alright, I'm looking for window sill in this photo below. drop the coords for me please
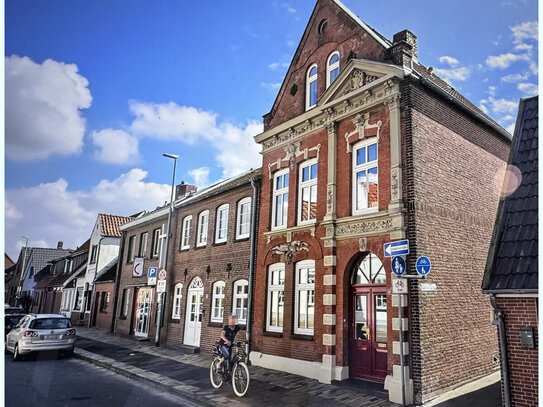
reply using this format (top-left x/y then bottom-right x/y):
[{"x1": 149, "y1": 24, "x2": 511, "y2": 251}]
[
  {"x1": 213, "y1": 241, "x2": 227, "y2": 247},
  {"x1": 195, "y1": 244, "x2": 207, "y2": 250},
  {"x1": 179, "y1": 247, "x2": 190, "y2": 252},
  {"x1": 290, "y1": 333, "x2": 314, "y2": 341},
  {"x1": 263, "y1": 331, "x2": 283, "y2": 338},
  {"x1": 235, "y1": 236, "x2": 250, "y2": 242},
  {"x1": 297, "y1": 219, "x2": 317, "y2": 227},
  {"x1": 352, "y1": 208, "x2": 379, "y2": 217}
]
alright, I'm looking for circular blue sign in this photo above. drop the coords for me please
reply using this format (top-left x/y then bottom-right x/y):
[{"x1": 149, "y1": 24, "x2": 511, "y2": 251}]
[
  {"x1": 416, "y1": 256, "x2": 431, "y2": 275},
  {"x1": 391, "y1": 256, "x2": 406, "y2": 276}
]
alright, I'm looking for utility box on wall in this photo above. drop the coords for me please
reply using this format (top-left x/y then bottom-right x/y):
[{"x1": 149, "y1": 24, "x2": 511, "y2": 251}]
[{"x1": 519, "y1": 327, "x2": 535, "y2": 349}]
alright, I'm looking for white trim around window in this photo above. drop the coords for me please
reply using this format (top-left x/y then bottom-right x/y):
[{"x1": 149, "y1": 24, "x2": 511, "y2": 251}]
[
  {"x1": 236, "y1": 198, "x2": 252, "y2": 240},
  {"x1": 211, "y1": 281, "x2": 225, "y2": 323},
  {"x1": 352, "y1": 139, "x2": 379, "y2": 215},
  {"x1": 233, "y1": 279, "x2": 249, "y2": 324},
  {"x1": 298, "y1": 159, "x2": 318, "y2": 224},
  {"x1": 266, "y1": 263, "x2": 285, "y2": 333},
  {"x1": 197, "y1": 210, "x2": 209, "y2": 247},
  {"x1": 326, "y1": 51, "x2": 340, "y2": 88},
  {"x1": 215, "y1": 204, "x2": 229, "y2": 243},
  {"x1": 181, "y1": 215, "x2": 192, "y2": 250},
  {"x1": 306, "y1": 64, "x2": 318, "y2": 110},
  {"x1": 294, "y1": 260, "x2": 315, "y2": 335},
  {"x1": 171, "y1": 283, "x2": 183, "y2": 319},
  {"x1": 271, "y1": 169, "x2": 289, "y2": 230}
]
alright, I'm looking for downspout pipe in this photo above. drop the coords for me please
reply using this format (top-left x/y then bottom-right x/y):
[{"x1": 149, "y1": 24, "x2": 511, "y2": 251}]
[
  {"x1": 245, "y1": 176, "x2": 260, "y2": 363},
  {"x1": 111, "y1": 231, "x2": 126, "y2": 333},
  {"x1": 490, "y1": 295, "x2": 511, "y2": 407}
]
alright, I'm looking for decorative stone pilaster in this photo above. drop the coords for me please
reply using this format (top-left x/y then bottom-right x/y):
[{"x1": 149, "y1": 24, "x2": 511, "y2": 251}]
[
  {"x1": 324, "y1": 121, "x2": 337, "y2": 221},
  {"x1": 385, "y1": 92, "x2": 404, "y2": 215}
]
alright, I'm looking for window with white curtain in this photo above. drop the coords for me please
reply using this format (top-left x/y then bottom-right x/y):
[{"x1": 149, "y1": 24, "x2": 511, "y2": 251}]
[
  {"x1": 211, "y1": 281, "x2": 225, "y2": 322},
  {"x1": 266, "y1": 263, "x2": 285, "y2": 332},
  {"x1": 352, "y1": 140, "x2": 379, "y2": 214},
  {"x1": 233, "y1": 279, "x2": 249, "y2": 324},
  {"x1": 295, "y1": 260, "x2": 315, "y2": 335}
]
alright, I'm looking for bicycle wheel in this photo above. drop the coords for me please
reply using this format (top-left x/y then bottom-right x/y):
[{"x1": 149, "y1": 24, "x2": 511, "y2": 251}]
[
  {"x1": 209, "y1": 357, "x2": 223, "y2": 389},
  {"x1": 231, "y1": 362, "x2": 250, "y2": 397}
]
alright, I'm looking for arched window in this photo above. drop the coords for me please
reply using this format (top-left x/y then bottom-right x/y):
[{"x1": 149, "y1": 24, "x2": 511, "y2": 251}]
[
  {"x1": 233, "y1": 279, "x2": 249, "y2": 324},
  {"x1": 351, "y1": 253, "x2": 386, "y2": 284},
  {"x1": 326, "y1": 51, "x2": 340, "y2": 88},
  {"x1": 211, "y1": 281, "x2": 225, "y2": 322},
  {"x1": 306, "y1": 64, "x2": 318, "y2": 110},
  {"x1": 171, "y1": 283, "x2": 183, "y2": 319}
]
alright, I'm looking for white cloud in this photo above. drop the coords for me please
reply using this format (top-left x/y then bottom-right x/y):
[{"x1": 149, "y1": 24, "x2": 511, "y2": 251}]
[
  {"x1": 5, "y1": 169, "x2": 171, "y2": 257},
  {"x1": 287, "y1": 7, "x2": 296, "y2": 13},
  {"x1": 500, "y1": 114, "x2": 514, "y2": 122},
  {"x1": 510, "y1": 21, "x2": 538, "y2": 44},
  {"x1": 286, "y1": 40, "x2": 296, "y2": 47},
  {"x1": 479, "y1": 103, "x2": 489, "y2": 114},
  {"x1": 5, "y1": 55, "x2": 92, "y2": 161},
  {"x1": 189, "y1": 167, "x2": 211, "y2": 188},
  {"x1": 480, "y1": 97, "x2": 518, "y2": 117},
  {"x1": 261, "y1": 82, "x2": 282, "y2": 90},
  {"x1": 506, "y1": 122, "x2": 516, "y2": 134},
  {"x1": 515, "y1": 43, "x2": 533, "y2": 51},
  {"x1": 486, "y1": 52, "x2": 530, "y2": 69},
  {"x1": 433, "y1": 66, "x2": 470, "y2": 83},
  {"x1": 268, "y1": 62, "x2": 289, "y2": 71},
  {"x1": 92, "y1": 129, "x2": 140, "y2": 165},
  {"x1": 439, "y1": 56, "x2": 460, "y2": 67},
  {"x1": 487, "y1": 86, "x2": 497, "y2": 96},
  {"x1": 500, "y1": 72, "x2": 530, "y2": 83},
  {"x1": 517, "y1": 82, "x2": 538, "y2": 95}
]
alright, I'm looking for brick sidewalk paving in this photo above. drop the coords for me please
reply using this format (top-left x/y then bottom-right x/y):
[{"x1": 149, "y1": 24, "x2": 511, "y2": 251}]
[{"x1": 74, "y1": 327, "x2": 398, "y2": 407}]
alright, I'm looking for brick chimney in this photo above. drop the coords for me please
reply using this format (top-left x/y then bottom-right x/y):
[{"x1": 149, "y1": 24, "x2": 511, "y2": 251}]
[
  {"x1": 387, "y1": 29, "x2": 418, "y2": 67},
  {"x1": 175, "y1": 182, "x2": 197, "y2": 200},
  {"x1": 57, "y1": 241, "x2": 63, "y2": 249}
]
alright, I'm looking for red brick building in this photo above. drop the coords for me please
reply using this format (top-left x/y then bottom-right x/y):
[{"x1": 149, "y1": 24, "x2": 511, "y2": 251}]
[
  {"x1": 250, "y1": 0, "x2": 511, "y2": 404},
  {"x1": 482, "y1": 96, "x2": 538, "y2": 407}
]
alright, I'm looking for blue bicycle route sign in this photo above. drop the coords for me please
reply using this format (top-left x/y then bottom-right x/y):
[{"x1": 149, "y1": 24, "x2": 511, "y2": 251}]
[
  {"x1": 391, "y1": 256, "x2": 406, "y2": 276},
  {"x1": 416, "y1": 256, "x2": 431, "y2": 275}
]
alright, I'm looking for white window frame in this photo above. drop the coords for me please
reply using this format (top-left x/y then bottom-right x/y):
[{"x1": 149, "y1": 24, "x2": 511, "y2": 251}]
[
  {"x1": 181, "y1": 215, "x2": 192, "y2": 250},
  {"x1": 121, "y1": 288, "x2": 131, "y2": 318},
  {"x1": 139, "y1": 232, "x2": 148, "y2": 257},
  {"x1": 151, "y1": 228, "x2": 161, "y2": 258},
  {"x1": 266, "y1": 263, "x2": 285, "y2": 333},
  {"x1": 352, "y1": 139, "x2": 379, "y2": 215},
  {"x1": 215, "y1": 204, "x2": 229, "y2": 243},
  {"x1": 297, "y1": 159, "x2": 318, "y2": 224},
  {"x1": 236, "y1": 198, "x2": 252, "y2": 240},
  {"x1": 127, "y1": 236, "x2": 136, "y2": 263},
  {"x1": 306, "y1": 64, "x2": 318, "y2": 110},
  {"x1": 271, "y1": 169, "x2": 289, "y2": 230},
  {"x1": 326, "y1": 51, "x2": 340, "y2": 88},
  {"x1": 197, "y1": 210, "x2": 209, "y2": 247},
  {"x1": 211, "y1": 281, "x2": 226, "y2": 323},
  {"x1": 233, "y1": 279, "x2": 249, "y2": 324},
  {"x1": 171, "y1": 283, "x2": 183, "y2": 319},
  {"x1": 294, "y1": 260, "x2": 315, "y2": 335}
]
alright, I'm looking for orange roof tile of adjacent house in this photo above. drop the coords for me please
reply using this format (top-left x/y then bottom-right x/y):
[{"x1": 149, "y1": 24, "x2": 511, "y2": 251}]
[{"x1": 99, "y1": 214, "x2": 134, "y2": 237}]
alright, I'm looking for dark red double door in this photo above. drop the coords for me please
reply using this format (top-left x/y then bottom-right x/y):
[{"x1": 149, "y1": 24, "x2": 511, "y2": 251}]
[{"x1": 349, "y1": 286, "x2": 388, "y2": 381}]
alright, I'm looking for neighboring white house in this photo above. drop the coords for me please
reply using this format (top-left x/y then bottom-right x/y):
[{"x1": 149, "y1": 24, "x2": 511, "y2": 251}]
[{"x1": 70, "y1": 213, "x2": 134, "y2": 325}]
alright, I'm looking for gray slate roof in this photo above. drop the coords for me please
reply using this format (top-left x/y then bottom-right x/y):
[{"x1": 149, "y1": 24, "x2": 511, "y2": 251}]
[
  {"x1": 482, "y1": 96, "x2": 538, "y2": 293},
  {"x1": 24, "y1": 247, "x2": 73, "y2": 279}
]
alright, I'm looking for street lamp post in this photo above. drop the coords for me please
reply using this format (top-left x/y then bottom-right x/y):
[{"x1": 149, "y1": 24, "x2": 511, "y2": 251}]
[
  {"x1": 155, "y1": 153, "x2": 178, "y2": 347},
  {"x1": 17, "y1": 236, "x2": 30, "y2": 304}
]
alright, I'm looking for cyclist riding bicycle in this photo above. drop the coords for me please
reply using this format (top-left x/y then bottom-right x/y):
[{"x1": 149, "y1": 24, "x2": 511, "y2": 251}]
[{"x1": 217, "y1": 314, "x2": 241, "y2": 375}]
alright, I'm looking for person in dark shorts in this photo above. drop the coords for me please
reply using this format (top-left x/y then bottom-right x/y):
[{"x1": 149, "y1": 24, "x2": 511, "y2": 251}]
[{"x1": 217, "y1": 314, "x2": 241, "y2": 374}]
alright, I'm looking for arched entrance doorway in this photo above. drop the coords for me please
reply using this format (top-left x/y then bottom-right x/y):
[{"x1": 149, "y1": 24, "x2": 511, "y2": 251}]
[
  {"x1": 349, "y1": 252, "x2": 388, "y2": 381},
  {"x1": 184, "y1": 277, "x2": 204, "y2": 346}
]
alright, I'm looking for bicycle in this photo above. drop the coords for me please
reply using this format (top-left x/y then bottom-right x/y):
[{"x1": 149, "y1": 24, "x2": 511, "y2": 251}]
[{"x1": 210, "y1": 340, "x2": 250, "y2": 397}]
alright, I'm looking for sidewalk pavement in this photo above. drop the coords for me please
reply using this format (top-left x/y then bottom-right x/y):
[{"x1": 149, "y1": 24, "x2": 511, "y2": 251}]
[{"x1": 74, "y1": 327, "x2": 398, "y2": 407}]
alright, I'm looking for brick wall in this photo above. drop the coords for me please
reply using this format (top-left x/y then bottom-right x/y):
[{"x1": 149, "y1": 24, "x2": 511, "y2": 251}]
[
  {"x1": 496, "y1": 297, "x2": 538, "y2": 407},
  {"x1": 404, "y1": 81, "x2": 510, "y2": 402}
]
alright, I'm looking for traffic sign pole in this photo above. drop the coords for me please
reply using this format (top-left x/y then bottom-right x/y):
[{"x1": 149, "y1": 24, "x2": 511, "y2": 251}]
[{"x1": 398, "y1": 292, "x2": 406, "y2": 407}]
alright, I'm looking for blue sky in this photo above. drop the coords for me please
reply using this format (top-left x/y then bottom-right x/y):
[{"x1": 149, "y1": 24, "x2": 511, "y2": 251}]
[{"x1": 4, "y1": 0, "x2": 538, "y2": 257}]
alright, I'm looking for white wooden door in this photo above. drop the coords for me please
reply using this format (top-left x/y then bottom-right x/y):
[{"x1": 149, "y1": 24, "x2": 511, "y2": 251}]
[
  {"x1": 183, "y1": 277, "x2": 204, "y2": 346},
  {"x1": 134, "y1": 288, "x2": 153, "y2": 337}
]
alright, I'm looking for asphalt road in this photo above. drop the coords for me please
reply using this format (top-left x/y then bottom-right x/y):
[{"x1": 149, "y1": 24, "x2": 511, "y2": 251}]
[{"x1": 5, "y1": 351, "x2": 202, "y2": 407}]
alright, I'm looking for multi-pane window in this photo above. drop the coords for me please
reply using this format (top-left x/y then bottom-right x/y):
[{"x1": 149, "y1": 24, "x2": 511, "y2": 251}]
[
  {"x1": 236, "y1": 198, "x2": 252, "y2": 239},
  {"x1": 120, "y1": 288, "x2": 130, "y2": 318},
  {"x1": 126, "y1": 236, "x2": 136, "y2": 263},
  {"x1": 151, "y1": 228, "x2": 161, "y2": 258},
  {"x1": 233, "y1": 280, "x2": 249, "y2": 324},
  {"x1": 266, "y1": 263, "x2": 285, "y2": 332},
  {"x1": 351, "y1": 253, "x2": 386, "y2": 285},
  {"x1": 99, "y1": 292, "x2": 110, "y2": 313},
  {"x1": 215, "y1": 204, "x2": 229, "y2": 243},
  {"x1": 327, "y1": 51, "x2": 340, "y2": 87},
  {"x1": 298, "y1": 160, "x2": 318, "y2": 223},
  {"x1": 139, "y1": 232, "x2": 148, "y2": 257},
  {"x1": 197, "y1": 211, "x2": 209, "y2": 247},
  {"x1": 181, "y1": 216, "x2": 192, "y2": 250},
  {"x1": 90, "y1": 245, "x2": 98, "y2": 264},
  {"x1": 353, "y1": 141, "x2": 379, "y2": 214},
  {"x1": 306, "y1": 64, "x2": 318, "y2": 110},
  {"x1": 211, "y1": 281, "x2": 225, "y2": 322},
  {"x1": 272, "y1": 170, "x2": 289, "y2": 229},
  {"x1": 295, "y1": 260, "x2": 315, "y2": 335},
  {"x1": 171, "y1": 283, "x2": 183, "y2": 319}
]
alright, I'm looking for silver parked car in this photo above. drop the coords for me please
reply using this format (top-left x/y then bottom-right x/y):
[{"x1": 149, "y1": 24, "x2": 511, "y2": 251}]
[{"x1": 5, "y1": 314, "x2": 76, "y2": 361}]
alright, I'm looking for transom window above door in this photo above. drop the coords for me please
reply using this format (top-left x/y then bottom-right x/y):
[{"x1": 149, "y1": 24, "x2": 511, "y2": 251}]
[{"x1": 351, "y1": 253, "x2": 386, "y2": 284}]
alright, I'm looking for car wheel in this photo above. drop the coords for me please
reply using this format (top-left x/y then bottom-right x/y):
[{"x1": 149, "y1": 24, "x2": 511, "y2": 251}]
[{"x1": 13, "y1": 344, "x2": 22, "y2": 361}]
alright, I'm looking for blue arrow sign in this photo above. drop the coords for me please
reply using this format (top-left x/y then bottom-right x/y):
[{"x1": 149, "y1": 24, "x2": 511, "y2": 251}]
[
  {"x1": 416, "y1": 257, "x2": 431, "y2": 275},
  {"x1": 391, "y1": 256, "x2": 406, "y2": 276},
  {"x1": 148, "y1": 267, "x2": 158, "y2": 278},
  {"x1": 384, "y1": 239, "x2": 409, "y2": 257}
]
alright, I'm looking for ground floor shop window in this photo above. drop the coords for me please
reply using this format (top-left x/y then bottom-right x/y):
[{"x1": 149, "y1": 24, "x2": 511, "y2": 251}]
[{"x1": 99, "y1": 291, "x2": 110, "y2": 313}]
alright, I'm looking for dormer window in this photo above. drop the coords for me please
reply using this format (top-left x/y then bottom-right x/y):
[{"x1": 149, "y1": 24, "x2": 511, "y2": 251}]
[
  {"x1": 327, "y1": 52, "x2": 340, "y2": 88},
  {"x1": 306, "y1": 65, "x2": 318, "y2": 110}
]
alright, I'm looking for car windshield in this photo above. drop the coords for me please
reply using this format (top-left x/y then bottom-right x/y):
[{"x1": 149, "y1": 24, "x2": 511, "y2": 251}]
[{"x1": 29, "y1": 318, "x2": 72, "y2": 330}]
